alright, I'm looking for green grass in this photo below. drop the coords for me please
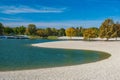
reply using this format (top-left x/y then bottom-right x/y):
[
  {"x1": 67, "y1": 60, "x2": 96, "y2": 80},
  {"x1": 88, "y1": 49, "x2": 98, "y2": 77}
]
[{"x1": 47, "y1": 36, "x2": 58, "y2": 40}]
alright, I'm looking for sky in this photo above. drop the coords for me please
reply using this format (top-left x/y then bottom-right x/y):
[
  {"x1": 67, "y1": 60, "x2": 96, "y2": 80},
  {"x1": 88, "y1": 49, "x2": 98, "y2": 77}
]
[{"x1": 0, "y1": 0, "x2": 120, "y2": 28}]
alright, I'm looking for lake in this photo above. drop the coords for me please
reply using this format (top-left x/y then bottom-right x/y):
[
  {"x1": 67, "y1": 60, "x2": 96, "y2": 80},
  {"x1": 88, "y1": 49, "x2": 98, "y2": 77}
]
[{"x1": 0, "y1": 39, "x2": 110, "y2": 71}]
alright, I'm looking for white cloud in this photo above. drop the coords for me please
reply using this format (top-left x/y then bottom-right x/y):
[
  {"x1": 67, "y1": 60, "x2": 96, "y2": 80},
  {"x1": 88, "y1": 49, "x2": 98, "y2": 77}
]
[
  {"x1": 0, "y1": 5, "x2": 66, "y2": 14},
  {"x1": 0, "y1": 17, "x2": 23, "y2": 21}
]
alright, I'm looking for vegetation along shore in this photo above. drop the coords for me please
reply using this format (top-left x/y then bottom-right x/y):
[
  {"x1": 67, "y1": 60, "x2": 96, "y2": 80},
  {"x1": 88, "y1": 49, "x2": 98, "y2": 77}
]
[{"x1": 0, "y1": 19, "x2": 120, "y2": 40}]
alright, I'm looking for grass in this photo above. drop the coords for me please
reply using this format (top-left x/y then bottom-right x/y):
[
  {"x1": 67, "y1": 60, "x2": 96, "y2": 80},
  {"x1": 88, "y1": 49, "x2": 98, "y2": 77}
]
[{"x1": 47, "y1": 36, "x2": 58, "y2": 40}]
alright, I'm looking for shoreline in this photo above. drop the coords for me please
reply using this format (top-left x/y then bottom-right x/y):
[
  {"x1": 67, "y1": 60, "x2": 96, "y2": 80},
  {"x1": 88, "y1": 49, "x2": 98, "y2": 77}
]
[{"x1": 0, "y1": 41, "x2": 120, "y2": 80}]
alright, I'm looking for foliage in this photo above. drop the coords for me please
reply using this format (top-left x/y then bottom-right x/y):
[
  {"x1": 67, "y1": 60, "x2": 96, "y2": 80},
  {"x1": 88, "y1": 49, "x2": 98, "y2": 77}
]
[
  {"x1": 0, "y1": 23, "x2": 4, "y2": 35},
  {"x1": 45, "y1": 28, "x2": 53, "y2": 36},
  {"x1": 0, "y1": 18, "x2": 120, "y2": 41},
  {"x1": 36, "y1": 29, "x2": 46, "y2": 37},
  {"x1": 76, "y1": 27, "x2": 84, "y2": 36},
  {"x1": 18, "y1": 26, "x2": 26, "y2": 35},
  {"x1": 4, "y1": 26, "x2": 14, "y2": 35},
  {"x1": 58, "y1": 28, "x2": 66, "y2": 36},
  {"x1": 26, "y1": 24, "x2": 36, "y2": 35},
  {"x1": 65, "y1": 27, "x2": 77, "y2": 37},
  {"x1": 116, "y1": 24, "x2": 120, "y2": 37},
  {"x1": 83, "y1": 28, "x2": 98, "y2": 40},
  {"x1": 99, "y1": 19, "x2": 114, "y2": 40},
  {"x1": 51, "y1": 28, "x2": 58, "y2": 36}
]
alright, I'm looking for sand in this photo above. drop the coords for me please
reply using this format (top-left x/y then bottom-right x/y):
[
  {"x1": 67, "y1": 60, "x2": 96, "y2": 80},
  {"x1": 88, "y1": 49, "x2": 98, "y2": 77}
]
[{"x1": 0, "y1": 40, "x2": 120, "y2": 80}]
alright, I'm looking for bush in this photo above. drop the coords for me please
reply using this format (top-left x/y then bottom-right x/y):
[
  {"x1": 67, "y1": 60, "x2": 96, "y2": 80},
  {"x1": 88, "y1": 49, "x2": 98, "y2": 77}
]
[
  {"x1": 29, "y1": 36, "x2": 43, "y2": 39},
  {"x1": 47, "y1": 36, "x2": 58, "y2": 40}
]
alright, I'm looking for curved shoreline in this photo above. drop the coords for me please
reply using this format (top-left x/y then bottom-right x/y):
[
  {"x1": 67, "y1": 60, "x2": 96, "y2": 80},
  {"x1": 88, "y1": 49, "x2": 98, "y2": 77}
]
[{"x1": 0, "y1": 41, "x2": 120, "y2": 80}]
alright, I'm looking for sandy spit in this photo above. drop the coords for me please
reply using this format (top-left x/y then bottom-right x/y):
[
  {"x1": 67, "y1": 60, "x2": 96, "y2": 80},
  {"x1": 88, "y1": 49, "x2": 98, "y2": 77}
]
[{"x1": 0, "y1": 41, "x2": 120, "y2": 80}]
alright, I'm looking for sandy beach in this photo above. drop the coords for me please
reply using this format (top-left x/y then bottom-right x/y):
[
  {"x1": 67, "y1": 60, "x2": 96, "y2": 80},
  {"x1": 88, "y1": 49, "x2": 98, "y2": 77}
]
[{"x1": 0, "y1": 40, "x2": 120, "y2": 80}]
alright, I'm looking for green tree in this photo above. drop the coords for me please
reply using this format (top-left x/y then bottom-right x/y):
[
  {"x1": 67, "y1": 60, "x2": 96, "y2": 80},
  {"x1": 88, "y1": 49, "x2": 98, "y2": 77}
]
[
  {"x1": 4, "y1": 26, "x2": 14, "y2": 35},
  {"x1": 83, "y1": 28, "x2": 98, "y2": 40},
  {"x1": 76, "y1": 26, "x2": 84, "y2": 36},
  {"x1": 18, "y1": 26, "x2": 26, "y2": 35},
  {"x1": 13, "y1": 27, "x2": 19, "y2": 35},
  {"x1": 58, "y1": 28, "x2": 66, "y2": 36},
  {"x1": 65, "y1": 27, "x2": 77, "y2": 37},
  {"x1": 45, "y1": 28, "x2": 53, "y2": 36},
  {"x1": 51, "y1": 28, "x2": 58, "y2": 36},
  {"x1": 26, "y1": 24, "x2": 36, "y2": 35},
  {"x1": 0, "y1": 23, "x2": 4, "y2": 35},
  {"x1": 99, "y1": 19, "x2": 114, "y2": 40}
]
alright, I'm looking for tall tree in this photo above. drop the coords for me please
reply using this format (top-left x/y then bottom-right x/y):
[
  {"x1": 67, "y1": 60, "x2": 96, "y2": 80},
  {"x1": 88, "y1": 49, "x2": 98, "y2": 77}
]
[
  {"x1": 65, "y1": 27, "x2": 77, "y2": 37},
  {"x1": 26, "y1": 24, "x2": 36, "y2": 35},
  {"x1": 99, "y1": 19, "x2": 114, "y2": 40},
  {"x1": 111, "y1": 23, "x2": 120, "y2": 40},
  {"x1": 116, "y1": 24, "x2": 120, "y2": 37},
  {"x1": 0, "y1": 23, "x2": 4, "y2": 35}
]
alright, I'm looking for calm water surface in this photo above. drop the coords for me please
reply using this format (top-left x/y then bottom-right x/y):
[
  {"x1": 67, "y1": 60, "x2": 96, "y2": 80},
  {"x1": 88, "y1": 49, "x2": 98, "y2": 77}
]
[{"x1": 0, "y1": 39, "x2": 110, "y2": 71}]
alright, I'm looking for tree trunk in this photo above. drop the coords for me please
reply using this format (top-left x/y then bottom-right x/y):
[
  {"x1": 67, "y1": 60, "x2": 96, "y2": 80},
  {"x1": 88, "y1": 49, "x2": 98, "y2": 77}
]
[
  {"x1": 106, "y1": 38, "x2": 109, "y2": 41},
  {"x1": 116, "y1": 37, "x2": 117, "y2": 40}
]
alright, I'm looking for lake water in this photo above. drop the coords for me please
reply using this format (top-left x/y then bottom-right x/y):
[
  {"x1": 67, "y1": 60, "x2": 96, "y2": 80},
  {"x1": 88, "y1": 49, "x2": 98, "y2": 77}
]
[{"x1": 0, "y1": 39, "x2": 110, "y2": 71}]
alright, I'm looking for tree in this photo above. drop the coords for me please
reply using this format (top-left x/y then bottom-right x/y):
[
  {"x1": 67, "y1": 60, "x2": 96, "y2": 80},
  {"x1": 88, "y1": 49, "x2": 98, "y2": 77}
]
[
  {"x1": 36, "y1": 29, "x2": 45, "y2": 37},
  {"x1": 58, "y1": 28, "x2": 66, "y2": 36},
  {"x1": 18, "y1": 26, "x2": 26, "y2": 35},
  {"x1": 76, "y1": 26, "x2": 84, "y2": 36},
  {"x1": 83, "y1": 28, "x2": 98, "y2": 40},
  {"x1": 45, "y1": 28, "x2": 53, "y2": 36},
  {"x1": 111, "y1": 23, "x2": 120, "y2": 40},
  {"x1": 0, "y1": 23, "x2": 4, "y2": 35},
  {"x1": 13, "y1": 27, "x2": 19, "y2": 35},
  {"x1": 51, "y1": 28, "x2": 58, "y2": 36},
  {"x1": 116, "y1": 24, "x2": 120, "y2": 37},
  {"x1": 4, "y1": 26, "x2": 14, "y2": 35},
  {"x1": 26, "y1": 24, "x2": 36, "y2": 35},
  {"x1": 99, "y1": 19, "x2": 114, "y2": 40},
  {"x1": 65, "y1": 27, "x2": 77, "y2": 37}
]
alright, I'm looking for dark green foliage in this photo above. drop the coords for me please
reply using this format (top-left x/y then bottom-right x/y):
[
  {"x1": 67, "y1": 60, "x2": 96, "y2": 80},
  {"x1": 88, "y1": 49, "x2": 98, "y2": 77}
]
[
  {"x1": 4, "y1": 27, "x2": 14, "y2": 35},
  {"x1": 13, "y1": 26, "x2": 26, "y2": 35},
  {"x1": 58, "y1": 28, "x2": 66, "y2": 36},
  {"x1": 45, "y1": 28, "x2": 53, "y2": 36},
  {"x1": 0, "y1": 23, "x2": 4, "y2": 35}
]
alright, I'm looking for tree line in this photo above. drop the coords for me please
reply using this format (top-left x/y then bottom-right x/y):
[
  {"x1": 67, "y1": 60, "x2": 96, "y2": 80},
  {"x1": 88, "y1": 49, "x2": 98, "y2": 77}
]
[
  {"x1": 0, "y1": 19, "x2": 120, "y2": 40},
  {"x1": 66, "y1": 19, "x2": 120, "y2": 40},
  {"x1": 0, "y1": 24, "x2": 66, "y2": 37}
]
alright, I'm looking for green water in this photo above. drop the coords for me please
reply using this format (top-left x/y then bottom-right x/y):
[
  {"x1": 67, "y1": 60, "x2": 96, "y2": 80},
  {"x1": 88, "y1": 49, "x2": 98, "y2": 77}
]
[{"x1": 0, "y1": 39, "x2": 110, "y2": 71}]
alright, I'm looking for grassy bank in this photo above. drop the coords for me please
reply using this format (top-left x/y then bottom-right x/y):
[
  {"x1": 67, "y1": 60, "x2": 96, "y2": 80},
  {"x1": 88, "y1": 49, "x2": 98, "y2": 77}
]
[{"x1": 29, "y1": 36, "x2": 58, "y2": 40}]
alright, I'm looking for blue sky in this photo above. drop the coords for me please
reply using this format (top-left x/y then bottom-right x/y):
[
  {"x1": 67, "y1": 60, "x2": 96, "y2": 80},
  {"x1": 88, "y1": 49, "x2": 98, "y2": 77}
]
[{"x1": 0, "y1": 0, "x2": 120, "y2": 28}]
